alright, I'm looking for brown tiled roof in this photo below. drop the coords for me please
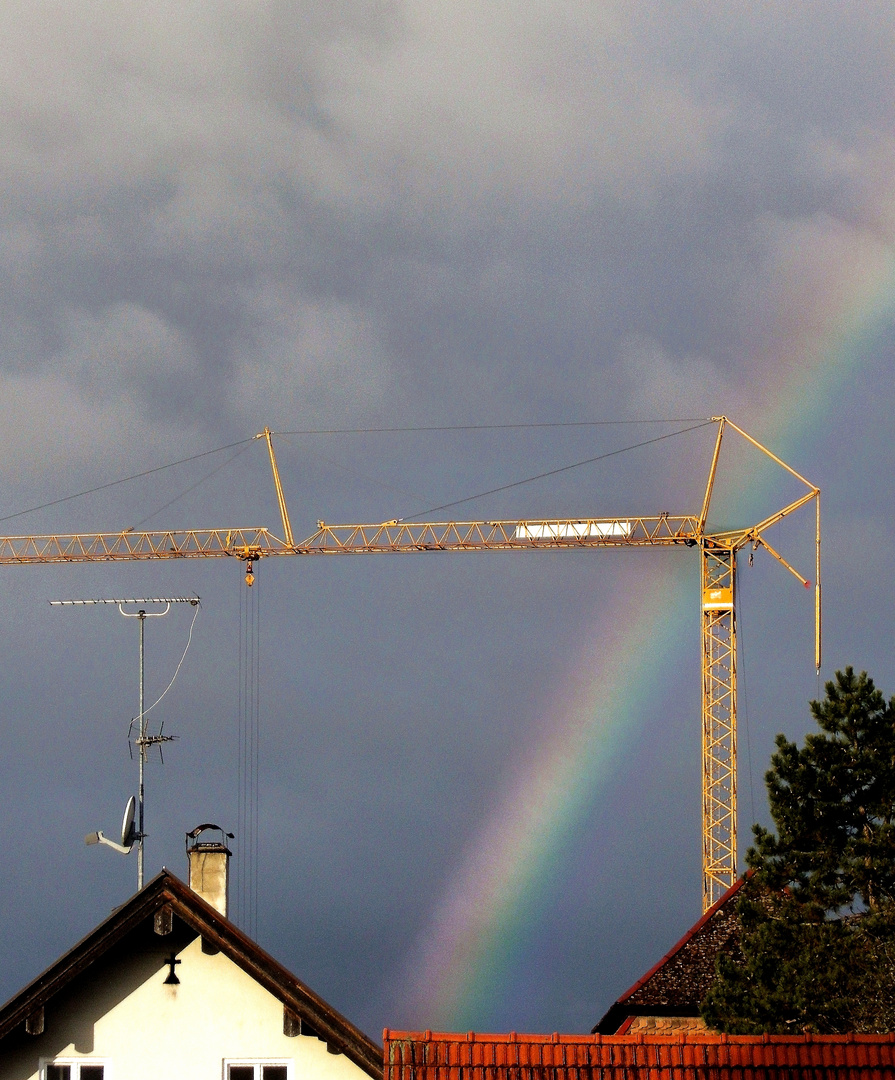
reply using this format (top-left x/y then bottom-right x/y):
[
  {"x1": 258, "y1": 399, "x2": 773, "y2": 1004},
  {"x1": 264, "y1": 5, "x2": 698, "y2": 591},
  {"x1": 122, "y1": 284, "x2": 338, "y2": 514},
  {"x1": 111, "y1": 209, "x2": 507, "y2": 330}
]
[
  {"x1": 384, "y1": 1030, "x2": 895, "y2": 1079},
  {"x1": 594, "y1": 877, "x2": 746, "y2": 1034},
  {"x1": 0, "y1": 869, "x2": 382, "y2": 1078}
]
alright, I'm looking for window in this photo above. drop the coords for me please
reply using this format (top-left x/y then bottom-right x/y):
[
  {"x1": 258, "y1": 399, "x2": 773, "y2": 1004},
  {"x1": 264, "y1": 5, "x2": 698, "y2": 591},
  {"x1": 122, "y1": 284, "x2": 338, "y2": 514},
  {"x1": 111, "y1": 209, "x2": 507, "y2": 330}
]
[
  {"x1": 225, "y1": 1065, "x2": 289, "y2": 1080},
  {"x1": 43, "y1": 1063, "x2": 105, "y2": 1080}
]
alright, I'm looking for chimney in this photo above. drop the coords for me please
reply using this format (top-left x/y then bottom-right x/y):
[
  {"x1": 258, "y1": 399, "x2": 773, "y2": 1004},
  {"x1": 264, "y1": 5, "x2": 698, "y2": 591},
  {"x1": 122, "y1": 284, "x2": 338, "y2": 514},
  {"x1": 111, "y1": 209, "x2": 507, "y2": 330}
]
[{"x1": 186, "y1": 824, "x2": 233, "y2": 917}]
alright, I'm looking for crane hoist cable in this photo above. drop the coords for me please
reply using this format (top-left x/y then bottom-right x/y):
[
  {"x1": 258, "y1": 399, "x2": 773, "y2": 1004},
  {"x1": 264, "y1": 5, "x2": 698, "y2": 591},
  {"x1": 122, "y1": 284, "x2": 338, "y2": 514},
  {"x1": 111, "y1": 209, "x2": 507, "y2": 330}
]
[{"x1": 238, "y1": 569, "x2": 262, "y2": 936}]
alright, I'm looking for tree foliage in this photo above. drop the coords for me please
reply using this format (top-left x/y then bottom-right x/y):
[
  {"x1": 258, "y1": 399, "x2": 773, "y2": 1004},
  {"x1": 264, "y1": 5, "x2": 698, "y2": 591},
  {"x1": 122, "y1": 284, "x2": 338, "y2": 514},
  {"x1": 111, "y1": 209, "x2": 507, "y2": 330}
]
[{"x1": 702, "y1": 668, "x2": 895, "y2": 1033}]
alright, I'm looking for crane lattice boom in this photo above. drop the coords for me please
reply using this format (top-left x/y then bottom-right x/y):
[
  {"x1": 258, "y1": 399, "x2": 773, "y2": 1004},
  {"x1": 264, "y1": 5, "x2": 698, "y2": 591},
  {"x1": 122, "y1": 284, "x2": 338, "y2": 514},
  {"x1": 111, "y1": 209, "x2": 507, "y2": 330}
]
[{"x1": 0, "y1": 528, "x2": 278, "y2": 564}]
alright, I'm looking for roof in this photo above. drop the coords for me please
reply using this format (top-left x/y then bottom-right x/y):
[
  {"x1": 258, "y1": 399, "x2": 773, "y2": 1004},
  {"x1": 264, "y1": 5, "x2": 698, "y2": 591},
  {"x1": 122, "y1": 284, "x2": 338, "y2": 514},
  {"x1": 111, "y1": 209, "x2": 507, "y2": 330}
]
[
  {"x1": 0, "y1": 868, "x2": 382, "y2": 1078},
  {"x1": 383, "y1": 1030, "x2": 895, "y2": 1080},
  {"x1": 594, "y1": 877, "x2": 746, "y2": 1034}
]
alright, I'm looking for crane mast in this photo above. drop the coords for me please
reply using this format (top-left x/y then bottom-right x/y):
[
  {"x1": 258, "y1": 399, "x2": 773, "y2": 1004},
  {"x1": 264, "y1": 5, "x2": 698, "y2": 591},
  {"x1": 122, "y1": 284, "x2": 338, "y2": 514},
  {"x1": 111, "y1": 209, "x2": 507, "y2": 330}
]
[{"x1": 2, "y1": 417, "x2": 819, "y2": 910}]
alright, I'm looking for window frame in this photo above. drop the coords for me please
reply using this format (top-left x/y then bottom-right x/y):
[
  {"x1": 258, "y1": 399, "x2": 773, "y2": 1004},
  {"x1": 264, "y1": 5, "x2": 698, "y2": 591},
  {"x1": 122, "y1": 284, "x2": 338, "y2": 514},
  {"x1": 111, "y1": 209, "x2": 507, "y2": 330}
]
[
  {"x1": 223, "y1": 1062, "x2": 292, "y2": 1080},
  {"x1": 40, "y1": 1060, "x2": 110, "y2": 1080}
]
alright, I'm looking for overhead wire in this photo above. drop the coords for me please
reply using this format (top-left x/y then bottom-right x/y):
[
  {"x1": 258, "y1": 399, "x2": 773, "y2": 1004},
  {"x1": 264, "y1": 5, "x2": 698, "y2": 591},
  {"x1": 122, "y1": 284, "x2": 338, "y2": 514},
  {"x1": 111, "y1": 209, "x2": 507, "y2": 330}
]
[
  {"x1": 127, "y1": 442, "x2": 256, "y2": 530},
  {"x1": 0, "y1": 420, "x2": 715, "y2": 529},
  {"x1": 399, "y1": 420, "x2": 716, "y2": 520},
  {"x1": 0, "y1": 437, "x2": 256, "y2": 526},
  {"x1": 277, "y1": 418, "x2": 712, "y2": 435}
]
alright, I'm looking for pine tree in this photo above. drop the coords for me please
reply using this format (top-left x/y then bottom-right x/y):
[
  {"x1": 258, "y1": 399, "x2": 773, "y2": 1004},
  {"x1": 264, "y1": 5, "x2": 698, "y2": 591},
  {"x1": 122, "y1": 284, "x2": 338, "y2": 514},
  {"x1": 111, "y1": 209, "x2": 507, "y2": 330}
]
[{"x1": 701, "y1": 668, "x2": 895, "y2": 1033}]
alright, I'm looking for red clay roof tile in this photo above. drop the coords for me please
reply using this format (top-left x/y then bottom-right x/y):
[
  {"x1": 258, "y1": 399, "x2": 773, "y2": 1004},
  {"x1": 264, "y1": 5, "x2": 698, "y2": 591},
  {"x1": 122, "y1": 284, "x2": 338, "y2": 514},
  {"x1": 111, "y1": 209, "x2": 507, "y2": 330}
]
[{"x1": 384, "y1": 1030, "x2": 895, "y2": 1079}]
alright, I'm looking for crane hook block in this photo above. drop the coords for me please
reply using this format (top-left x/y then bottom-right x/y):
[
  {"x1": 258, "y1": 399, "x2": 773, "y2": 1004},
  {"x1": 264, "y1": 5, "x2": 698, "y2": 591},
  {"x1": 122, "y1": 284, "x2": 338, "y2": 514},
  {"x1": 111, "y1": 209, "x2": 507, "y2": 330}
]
[{"x1": 245, "y1": 560, "x2": 254, "y2": 587}]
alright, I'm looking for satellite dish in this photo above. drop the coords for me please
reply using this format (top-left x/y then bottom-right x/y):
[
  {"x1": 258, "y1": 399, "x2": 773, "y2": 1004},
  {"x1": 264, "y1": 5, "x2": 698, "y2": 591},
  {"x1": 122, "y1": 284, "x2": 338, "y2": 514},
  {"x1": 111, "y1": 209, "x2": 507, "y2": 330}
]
[
  {"x1": 121, "y1": 796, "x2": 136, "y2": 848},
  {"x1": 85, "y1": 798, "x2": 137, "y2": 856}
]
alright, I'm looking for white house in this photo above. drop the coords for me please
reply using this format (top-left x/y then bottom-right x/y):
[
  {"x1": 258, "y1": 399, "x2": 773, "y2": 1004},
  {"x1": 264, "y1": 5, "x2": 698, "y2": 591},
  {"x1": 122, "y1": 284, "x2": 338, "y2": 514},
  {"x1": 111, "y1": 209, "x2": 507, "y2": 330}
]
[{"x1": 0, "y1": 827, "x2": 382, "y2": 1080}]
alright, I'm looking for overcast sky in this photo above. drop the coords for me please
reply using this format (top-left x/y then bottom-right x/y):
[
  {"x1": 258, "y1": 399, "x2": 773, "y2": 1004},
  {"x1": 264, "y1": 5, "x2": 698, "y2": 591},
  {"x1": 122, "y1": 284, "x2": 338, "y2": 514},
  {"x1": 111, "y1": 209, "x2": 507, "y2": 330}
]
[{"x1": 1, "y1": 0, "x2": 894, "y2": 1041}]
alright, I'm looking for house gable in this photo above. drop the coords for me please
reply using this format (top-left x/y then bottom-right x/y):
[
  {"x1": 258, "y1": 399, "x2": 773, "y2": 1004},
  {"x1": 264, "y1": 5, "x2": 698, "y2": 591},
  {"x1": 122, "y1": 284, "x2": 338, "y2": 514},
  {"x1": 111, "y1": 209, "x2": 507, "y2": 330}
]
[
  {"x1": 0, "y1": 871, "x2": 382, "y2": 1080},
  {"x1": 593, "y1": 877, "x2": 746, "y2": 1035}
]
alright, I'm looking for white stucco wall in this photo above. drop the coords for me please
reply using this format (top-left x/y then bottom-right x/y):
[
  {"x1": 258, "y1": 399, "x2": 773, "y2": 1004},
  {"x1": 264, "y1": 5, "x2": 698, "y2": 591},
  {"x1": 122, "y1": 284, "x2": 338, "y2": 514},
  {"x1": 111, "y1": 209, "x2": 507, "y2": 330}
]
[{"x1": 3, "y1": 934, "x2": 375, "y2": 1080}]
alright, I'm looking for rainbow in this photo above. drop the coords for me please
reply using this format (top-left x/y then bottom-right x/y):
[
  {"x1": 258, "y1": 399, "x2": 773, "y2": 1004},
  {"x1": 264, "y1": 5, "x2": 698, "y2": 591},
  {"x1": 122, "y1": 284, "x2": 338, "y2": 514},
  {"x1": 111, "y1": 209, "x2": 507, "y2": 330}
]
[
  {"x1": 398, "y1": 561, "x2": 692, "y2": 1028},
  {"x1": 396, "y1": 235, "x2": 895, "y2": 1030}
]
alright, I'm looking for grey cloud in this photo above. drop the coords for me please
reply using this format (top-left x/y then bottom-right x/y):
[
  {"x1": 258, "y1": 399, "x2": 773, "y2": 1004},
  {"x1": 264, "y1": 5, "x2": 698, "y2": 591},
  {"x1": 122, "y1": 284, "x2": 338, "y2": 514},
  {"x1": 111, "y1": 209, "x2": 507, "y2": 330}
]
[{"x1": 1, "y1": 1, "x2": 889, "y2": 447}]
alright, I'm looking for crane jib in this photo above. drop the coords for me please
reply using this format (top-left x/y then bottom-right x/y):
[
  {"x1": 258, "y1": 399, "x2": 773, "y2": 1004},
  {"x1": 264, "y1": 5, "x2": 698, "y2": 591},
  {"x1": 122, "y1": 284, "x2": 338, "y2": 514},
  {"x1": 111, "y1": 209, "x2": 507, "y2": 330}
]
[{"x1": 1, "y1": 417, "x2": 821, "y2": 912}]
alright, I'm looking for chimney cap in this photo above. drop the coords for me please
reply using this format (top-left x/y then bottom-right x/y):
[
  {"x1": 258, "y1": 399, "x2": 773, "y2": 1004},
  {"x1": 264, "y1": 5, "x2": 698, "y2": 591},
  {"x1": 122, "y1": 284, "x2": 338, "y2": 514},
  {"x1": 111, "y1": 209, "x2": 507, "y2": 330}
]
[{"x1": 185, "y1": 823, "x2": 234, "y2": 855}]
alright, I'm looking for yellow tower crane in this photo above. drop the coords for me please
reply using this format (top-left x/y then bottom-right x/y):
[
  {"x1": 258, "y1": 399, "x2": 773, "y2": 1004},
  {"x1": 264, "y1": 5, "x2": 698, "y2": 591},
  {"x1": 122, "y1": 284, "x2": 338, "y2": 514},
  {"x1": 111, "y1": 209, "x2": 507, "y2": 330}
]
[{"x1": 0, "y1": 418, "x2": 819, "y2": 910}]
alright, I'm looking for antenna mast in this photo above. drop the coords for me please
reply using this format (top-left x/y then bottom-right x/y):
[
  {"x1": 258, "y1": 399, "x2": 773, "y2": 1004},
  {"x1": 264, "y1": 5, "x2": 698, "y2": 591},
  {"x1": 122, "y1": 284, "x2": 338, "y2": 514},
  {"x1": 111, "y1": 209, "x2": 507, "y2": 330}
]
[{"x1": 52, "y1": 596, "x2": 199, "y2": 889}]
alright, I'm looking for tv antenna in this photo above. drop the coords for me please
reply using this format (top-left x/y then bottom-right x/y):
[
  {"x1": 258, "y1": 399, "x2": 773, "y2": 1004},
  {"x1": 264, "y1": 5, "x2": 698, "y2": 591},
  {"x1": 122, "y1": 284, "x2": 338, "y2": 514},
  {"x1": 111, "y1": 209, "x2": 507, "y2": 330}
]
[{"x1": 51, "y1": 596, "x2": 200, "y2": 888}]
